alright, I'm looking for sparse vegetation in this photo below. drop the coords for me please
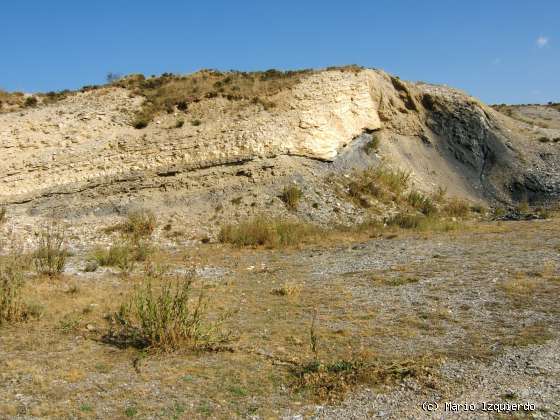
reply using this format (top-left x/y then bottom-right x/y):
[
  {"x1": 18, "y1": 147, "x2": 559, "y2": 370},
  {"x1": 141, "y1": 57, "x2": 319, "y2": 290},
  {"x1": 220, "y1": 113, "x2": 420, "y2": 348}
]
[
  {"x1": 219, "y1": 217, "x2": 318, "y2": 247},
  {"x1": 104, "y1": 268, "x2": 231, "y2": 352},
  {"x1": 280, "y1": 185, "x2": 303, "y2": 210},
  {"x1": 33, "y1": 222, "x2": 68, "y2": 276},
  {"x1": 114, "y1": 69, "x2": 314, "y2": 127}
]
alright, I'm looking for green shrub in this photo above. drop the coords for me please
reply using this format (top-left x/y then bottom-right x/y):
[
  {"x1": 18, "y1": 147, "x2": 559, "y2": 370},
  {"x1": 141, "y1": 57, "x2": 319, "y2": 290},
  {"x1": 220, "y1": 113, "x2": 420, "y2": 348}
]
[
  {"x1": 105, "y1": 268, "x2": 230, "y2": 351},
  {"x1": 219, "y1": 217, "x2": 318, "y2": 248},
  {"x1": 191, "y1": 119, "x2": 201, "y2": 126},
  {"x1": 24, "y1": 96, "x2": 38, "y2": 107},
  {"x1": 174, "y1": 119, "x2": 184, "y2": 128},
  {"x1": 280, "y1": 186, "x2": 303, "y2": 210},
  {"x1": 363, "y1": 135, "x2": 380, "y2": 155},
  {"x1": 33, "y1": 223, "x2": 68, "y2": 276}
]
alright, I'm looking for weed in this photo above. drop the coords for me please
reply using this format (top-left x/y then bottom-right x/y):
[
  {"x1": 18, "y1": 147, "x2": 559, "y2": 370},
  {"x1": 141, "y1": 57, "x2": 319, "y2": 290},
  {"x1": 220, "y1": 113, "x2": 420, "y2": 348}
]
[
  {"x1": 104, "y1": 268, "x2": 231, "y2": 352},
  {"x1": 80, "y1": 404, "x2": 93, "y2": 412},
  {"x1": 33, "y1": 222, "x2": 68, "y2": 276},
  {"x1": 280, "y1": 186, "x2": 303, "y2": 210}
]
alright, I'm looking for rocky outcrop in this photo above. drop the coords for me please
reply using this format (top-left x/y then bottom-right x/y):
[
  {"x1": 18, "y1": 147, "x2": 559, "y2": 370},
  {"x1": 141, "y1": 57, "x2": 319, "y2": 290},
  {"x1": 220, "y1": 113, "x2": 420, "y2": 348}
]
[{"x1": 1, "y1": 68, "x2": 560, "y2": 208}]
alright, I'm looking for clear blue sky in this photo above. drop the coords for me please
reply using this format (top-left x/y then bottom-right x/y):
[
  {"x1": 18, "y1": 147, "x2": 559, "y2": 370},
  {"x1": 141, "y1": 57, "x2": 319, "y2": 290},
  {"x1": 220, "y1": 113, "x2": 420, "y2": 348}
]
[{"x1": 1, "y1": 1, "x2": 558, "y2": 104}]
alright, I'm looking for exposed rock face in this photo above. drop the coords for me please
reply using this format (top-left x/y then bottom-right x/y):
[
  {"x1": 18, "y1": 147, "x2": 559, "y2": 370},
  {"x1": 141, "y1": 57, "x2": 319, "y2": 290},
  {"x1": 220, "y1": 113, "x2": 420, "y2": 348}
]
[{"x1": 1, "y1": 68, "x2": 559, "y2": 211}]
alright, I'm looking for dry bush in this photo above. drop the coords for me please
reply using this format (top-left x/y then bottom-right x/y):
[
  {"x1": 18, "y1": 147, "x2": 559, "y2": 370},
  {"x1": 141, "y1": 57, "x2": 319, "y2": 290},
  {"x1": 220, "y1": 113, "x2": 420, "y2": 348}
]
[
  {"x1": 104, "y1": 268, "x2": 231, "y2": 352},
  {"x1": 33, "y1": 222, "x2": 68, "y2": 276},
  {"x1": 219, "y1": 217, "x2": 318, "y2": 248},
  {"x1": 280, "y1": 186, "x2": 303, "y2": 210}
]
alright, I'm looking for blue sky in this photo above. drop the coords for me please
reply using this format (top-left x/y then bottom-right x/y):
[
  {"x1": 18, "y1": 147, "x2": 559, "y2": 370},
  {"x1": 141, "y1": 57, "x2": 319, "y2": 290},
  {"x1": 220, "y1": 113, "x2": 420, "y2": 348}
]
[{"x1": 1, "y1": 1, "x2": 558, "y2": 104}]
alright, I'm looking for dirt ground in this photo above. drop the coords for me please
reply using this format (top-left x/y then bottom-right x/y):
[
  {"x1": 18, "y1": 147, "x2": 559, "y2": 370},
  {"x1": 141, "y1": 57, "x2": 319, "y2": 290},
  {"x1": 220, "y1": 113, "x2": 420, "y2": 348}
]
[{"x1": 1, "y1": 217, "x2": 559, "y2": 419}]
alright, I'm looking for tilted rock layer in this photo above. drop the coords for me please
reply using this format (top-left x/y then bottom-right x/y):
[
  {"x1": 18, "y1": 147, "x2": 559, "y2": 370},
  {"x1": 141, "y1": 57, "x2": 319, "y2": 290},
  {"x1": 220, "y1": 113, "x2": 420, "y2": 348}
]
[{"x1": 1, "y1": 68, "x2": 559, "y2": 207}]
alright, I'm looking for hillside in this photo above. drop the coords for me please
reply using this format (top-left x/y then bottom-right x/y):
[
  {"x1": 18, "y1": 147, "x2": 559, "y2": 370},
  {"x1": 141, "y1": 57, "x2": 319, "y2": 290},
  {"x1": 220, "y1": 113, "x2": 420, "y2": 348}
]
[{"x1": 1, "y1": 68, "x2": 560, "y2": 232}]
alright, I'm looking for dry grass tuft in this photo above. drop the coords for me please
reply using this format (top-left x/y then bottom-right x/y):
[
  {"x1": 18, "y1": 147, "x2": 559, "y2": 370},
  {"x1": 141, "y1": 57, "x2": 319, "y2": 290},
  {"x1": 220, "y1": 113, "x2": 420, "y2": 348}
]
[
  {"x1": 0, "y1": 254, "x2": 27, "y2": 325},
  {"x1": 280, "y1": 186, "x2": 303, "y2": 210},
  {"x1": 219, "y1": 217, "x2": 319, "y2": 248},
  {"x1": 33, "y1": 222, "x2": 68, "y2": 276},
  {"x1": 0, "y1": 207, "x2": 6, "y2": 225},
  {"x1": 105, "y1": 209, "x2": 157, "y2": 240}
]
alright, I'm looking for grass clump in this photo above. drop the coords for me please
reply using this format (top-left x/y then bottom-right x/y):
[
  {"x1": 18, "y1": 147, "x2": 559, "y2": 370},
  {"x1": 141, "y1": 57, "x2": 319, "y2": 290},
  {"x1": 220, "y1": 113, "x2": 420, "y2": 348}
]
[
  {"x1": 406, "y1": 191, "x2": 437, "y2": 216},
  {"x1": 0, "y1": 255, "x2": 27, "y2": 325},
  {"x1": 280, "y1": 185, "x2": 303, "y2": 210},
  {"x1": 271, "y1": 281, "x2": 302, "y2": 298},
  {"x1": 104, "y1": 268, "x2": 231, "y2": 352},
  {"x1": 92, "y1": 240, "x2": 152, "y2": 274},
  {"x1": 347, "y1": 166, "x2": 410, "y2": 206},
  {"x1": 219, "y1": 217, "x2": 318, "y2": 248},
  {"x1": 33, "y1": 222, "x2": 68, "y2": 276},
  {"x1": 0, "y1": 207, "x2": 6, "y2": 225},
  {"x1": 442, "y1": 198, "x2": 470, "y2": 218},
  {"x1": 106, "y1": 209, "x2": 156, "y2": 240}
]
